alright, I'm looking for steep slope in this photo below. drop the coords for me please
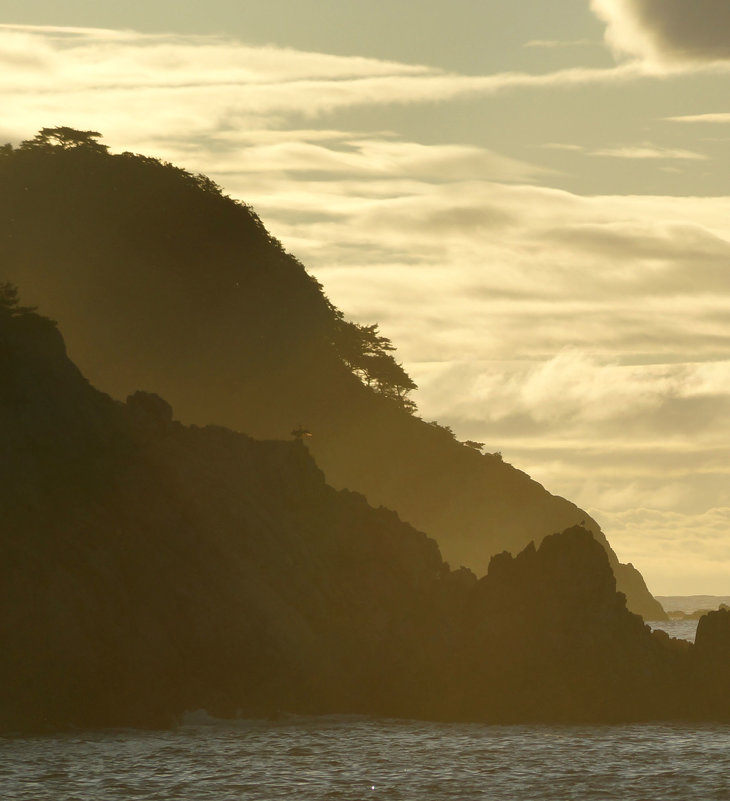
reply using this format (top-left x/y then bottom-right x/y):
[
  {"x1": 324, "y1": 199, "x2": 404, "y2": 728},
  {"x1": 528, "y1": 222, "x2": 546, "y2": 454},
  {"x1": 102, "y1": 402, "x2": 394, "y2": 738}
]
[
  {"x1": 4, "y1": 304, "x2": 724, "y2": 732},
  {"x1": 0, "y1": 306, "x2": 449, "y2": 728},
  {"x1": 0, "y1": 133, "x2": 664, "y2": 619}
]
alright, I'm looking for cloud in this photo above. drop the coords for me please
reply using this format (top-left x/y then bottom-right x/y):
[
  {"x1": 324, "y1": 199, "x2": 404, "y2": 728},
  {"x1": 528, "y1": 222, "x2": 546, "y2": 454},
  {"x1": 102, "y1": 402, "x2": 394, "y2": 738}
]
[
  {"x1": 0, "y1": 30, "x2": 52, "y2": 69},
  {"x1": 539, "y1": 143, "x2": 585, "y2": 151},
  {"x1": 542, "y1": 220, "x2": 730, "y2": 279},
  {"x1": 590, "y1": 144, "x2": 709, "y2": 160},
  {"x1": 0, "y1": 23, "x2": 433, "y2": 84},
  {"x1": 176, "y1": 135, "x2": 551, "y2": 183},
  {"x1": 591, "y1": 0, "x2": 730, "y2": 66},
  {"x1": 412, "y1": 351, "x2": 730, "y2": 433},
  {"x1": 523, "y1": 39, "x2": 596, "y2": 49},
  {"x1": 540, "y1": 140, "x2": 713, "y2": 162},
  {"x1": 0, "y1": 21, "x2": 691, "y2": 152},
  {"x1": 241, "y1": 176, "x2": 730, "y2": 394},
  {"x1": 0, "y1": 25, "x2": 458, "y2": 147},
  {"x1": 666, "y1": 112, "x2": 730, "y2": 124}
]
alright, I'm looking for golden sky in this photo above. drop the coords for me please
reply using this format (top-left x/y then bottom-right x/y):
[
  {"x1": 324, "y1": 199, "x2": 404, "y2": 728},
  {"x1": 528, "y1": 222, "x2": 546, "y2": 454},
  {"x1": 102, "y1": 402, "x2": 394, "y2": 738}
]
[{"x1": 1, "y1": 0, "x2": 729, "y2": 593}]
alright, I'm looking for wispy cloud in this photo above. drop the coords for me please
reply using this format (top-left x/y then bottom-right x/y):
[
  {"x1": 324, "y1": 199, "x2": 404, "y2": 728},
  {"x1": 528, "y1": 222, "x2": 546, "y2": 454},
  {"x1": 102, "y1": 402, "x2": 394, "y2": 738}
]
[
  {"x1": 169, "y1": 135, "x2": 552, "y2": 183},
  {"x1": 666, "y1": 112, "x2": 730, "y2": 124},
  {"x1": 539, "y1": 143, "x2": 585, "y2": 151},
  {"x1": 523, "y1": 39, "x2": 597, "y2": 49},
  {"x1": 590, "y1": 144, "x2": 709, "y2": 160},
  {"x1": 0, "y1": 22, "x2": 711, "y2": 153}
]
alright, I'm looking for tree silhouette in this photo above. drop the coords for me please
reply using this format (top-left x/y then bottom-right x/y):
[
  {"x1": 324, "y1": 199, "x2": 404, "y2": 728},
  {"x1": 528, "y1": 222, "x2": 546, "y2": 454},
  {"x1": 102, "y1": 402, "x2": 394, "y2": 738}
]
[
  {"x1": 335, "y1": 320, "x2": 395, "y2": 375},
  {"x1": 19, "y1": 127, "x2": 108, "y2": 154},
  {"x1": 333, "y1": 319, "x2": 417, "y2": 412},
  {"x1": 0, "y1": 282, "x2": 36, "y2": 318}
]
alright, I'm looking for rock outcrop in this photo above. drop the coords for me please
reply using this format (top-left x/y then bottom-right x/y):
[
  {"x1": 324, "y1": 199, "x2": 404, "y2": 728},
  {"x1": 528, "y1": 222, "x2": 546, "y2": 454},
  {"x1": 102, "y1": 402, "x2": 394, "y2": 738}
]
[{"x1": 691, "y1": 608, "x2": 730, "y2": 719}]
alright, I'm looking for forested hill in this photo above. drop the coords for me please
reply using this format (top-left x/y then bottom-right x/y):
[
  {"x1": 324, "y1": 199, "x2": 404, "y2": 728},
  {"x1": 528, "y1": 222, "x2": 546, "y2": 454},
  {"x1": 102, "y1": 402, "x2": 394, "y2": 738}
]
[{"x1": 0, "y1": 128, "x2": 664, "y2": 620}]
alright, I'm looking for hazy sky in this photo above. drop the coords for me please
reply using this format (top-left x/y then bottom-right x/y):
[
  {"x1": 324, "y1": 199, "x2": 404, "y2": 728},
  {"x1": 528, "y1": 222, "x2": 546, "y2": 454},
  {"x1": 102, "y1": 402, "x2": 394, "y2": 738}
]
[{"x1": 2, "y1": 0, "x2": 729, "y2": 593}]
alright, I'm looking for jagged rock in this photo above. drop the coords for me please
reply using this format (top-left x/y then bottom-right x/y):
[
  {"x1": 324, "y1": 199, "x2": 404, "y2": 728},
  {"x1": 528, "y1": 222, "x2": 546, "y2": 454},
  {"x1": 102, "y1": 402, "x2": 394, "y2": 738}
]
[
  {"x1": 445, "y1": 527, "x2": 679, "y2": 722},
  {"x1": 691, "y1": 608, "x2": 730, "y2": 718},
  {"x1": 695, "y1": 607, "x2": 730, "y2": 658}
]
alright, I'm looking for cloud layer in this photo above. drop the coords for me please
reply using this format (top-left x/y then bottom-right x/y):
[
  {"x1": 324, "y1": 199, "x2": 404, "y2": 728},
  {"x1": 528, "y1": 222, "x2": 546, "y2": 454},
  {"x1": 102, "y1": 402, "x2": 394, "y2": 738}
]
[{"x1": 0, "y1": 20, "x2": 682, "y2": 153}]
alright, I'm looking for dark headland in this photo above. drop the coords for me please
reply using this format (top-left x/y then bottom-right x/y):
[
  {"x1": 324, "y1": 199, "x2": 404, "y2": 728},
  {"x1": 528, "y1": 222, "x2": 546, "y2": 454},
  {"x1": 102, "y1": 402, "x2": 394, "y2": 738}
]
[
  {"x1": 0, "y1": 129, "x2": 664, "y2": 620},
  {"x1": 3, "y1": 130, "x2": 728, "y2": 732}
]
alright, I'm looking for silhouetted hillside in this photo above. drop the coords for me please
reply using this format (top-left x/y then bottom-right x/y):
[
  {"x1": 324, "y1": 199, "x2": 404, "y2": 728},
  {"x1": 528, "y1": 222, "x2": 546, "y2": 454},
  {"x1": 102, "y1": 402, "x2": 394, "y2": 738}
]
[
  {"x1": 4, "y1": 303, "x2": 727, "y2": 732},
  {"x1": 0, "y1": 129, "x2": 664, "y2": 620},
  {"x1": 0, "y1": 301, "x2": 446, "y2": 729}
]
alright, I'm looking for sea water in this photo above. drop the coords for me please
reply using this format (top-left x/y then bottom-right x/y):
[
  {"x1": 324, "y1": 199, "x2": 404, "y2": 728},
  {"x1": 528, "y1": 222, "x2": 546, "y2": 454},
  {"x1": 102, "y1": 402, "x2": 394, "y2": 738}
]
[
  {"x1": 647, "y1": 618, "x2": 700, "y2": 642},
  {"x1": 4, "y1": 622, "x2": 727, "y2": 801},
  {"x1": 3, "y1": 715, "x2": 730, "y2": 800}
]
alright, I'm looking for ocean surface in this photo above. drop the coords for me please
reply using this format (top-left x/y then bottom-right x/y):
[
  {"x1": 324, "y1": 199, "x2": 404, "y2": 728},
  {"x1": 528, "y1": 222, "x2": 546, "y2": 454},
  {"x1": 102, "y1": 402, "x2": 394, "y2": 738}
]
[
  {"x1": 647, "y1": 618, "x2": 699, "y2": 642},
  {"x1": 3, "y1": 714, "x2": 730, "y2": 801},
  {"x1": 4, "y1": 622, "x2": 727, "y2": 801}
]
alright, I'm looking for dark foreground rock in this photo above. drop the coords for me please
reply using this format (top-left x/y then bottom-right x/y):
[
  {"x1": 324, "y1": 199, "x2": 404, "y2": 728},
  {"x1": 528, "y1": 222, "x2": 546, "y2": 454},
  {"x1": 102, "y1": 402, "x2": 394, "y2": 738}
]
[
  {"x1": 0, "y1": 310, "x2": 724, "y2": 733},
  {"x1": 691, "y1": 608, "x2": 730, "y2": 719}
]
